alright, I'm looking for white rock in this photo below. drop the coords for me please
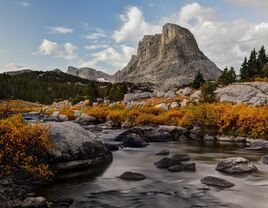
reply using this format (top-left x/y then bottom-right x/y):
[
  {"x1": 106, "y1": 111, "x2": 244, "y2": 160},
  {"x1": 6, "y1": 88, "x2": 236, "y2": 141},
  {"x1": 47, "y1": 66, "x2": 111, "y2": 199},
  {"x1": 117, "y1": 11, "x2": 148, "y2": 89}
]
[
  {"x1": 170, "y1": 102, "x2": 179, "y2": 109},
  {"x1": 155, "y1": 103, "x2": 169, "y2": 111},
  {"x1": 180, "y1": 99, "x2": 189, "y2": 107},
  {"x1": 181, "y1": 87, "x2": 192, "y2": 96}
]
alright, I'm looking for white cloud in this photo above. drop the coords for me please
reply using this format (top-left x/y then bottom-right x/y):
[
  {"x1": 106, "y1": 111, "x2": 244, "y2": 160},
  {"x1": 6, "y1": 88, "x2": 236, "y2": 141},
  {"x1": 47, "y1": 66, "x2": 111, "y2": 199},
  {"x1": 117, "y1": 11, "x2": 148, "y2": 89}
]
[
  {"x1": 47, "y1": 26, "x2": 73, "y2": 34},
  {"x1": 0, "y1": 49, "x2": 5, "y2": 54},
  {"x1": 112, "y1": 6, "x2": 160, "y2": 43},
  {"x1": 79, "y1": 45, "x2": 136, "y2": 72},
  {"x1": 228, "y1": 0, "x2": 268, "y2": 8},
  {"x1": 84, "y1": 32, "x2": 106, "y2": 40},
  {"x1": 84, "y1": 44, "x2": 110, "y2": 50},
  {"x1": 5, "y1": 63, "x2": 24, "y2": 70},
  {"x1": 36, "y1": 39, "x2": 77, "y2": 60},
  {"x1": 37, "y1": 39, "x2": 58, "y2": 55},
  {"x1": 17, "y1": 1, "x2": 31, "y2": 7}
]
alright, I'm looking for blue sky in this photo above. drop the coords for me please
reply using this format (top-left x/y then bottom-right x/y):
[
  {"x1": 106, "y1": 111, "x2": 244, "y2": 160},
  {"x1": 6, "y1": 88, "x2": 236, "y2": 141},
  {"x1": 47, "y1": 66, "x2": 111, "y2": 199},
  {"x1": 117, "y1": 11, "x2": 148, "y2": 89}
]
[{"x1": 0, "y1": 0, "x2": 268, "y2": 74}]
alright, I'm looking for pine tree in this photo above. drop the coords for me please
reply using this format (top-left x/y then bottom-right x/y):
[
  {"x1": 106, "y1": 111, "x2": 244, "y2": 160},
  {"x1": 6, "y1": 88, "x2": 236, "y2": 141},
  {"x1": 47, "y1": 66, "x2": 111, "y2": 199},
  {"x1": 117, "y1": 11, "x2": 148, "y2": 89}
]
[
  {"x1": 240, "y1": 57, "x2": 249, "y2": 80},
  {"x1": 218, "y1": 66, "x2": 236, "y2": 85},
  {"x1": 248, "y1": 49, "x2": 257, "y2": 77},
  {"x1": 192, "y1": 70, "x2": 205, "y2": 89},
  {"x1": 257, "y1": 46, "x2": 268, "y2": 77}
]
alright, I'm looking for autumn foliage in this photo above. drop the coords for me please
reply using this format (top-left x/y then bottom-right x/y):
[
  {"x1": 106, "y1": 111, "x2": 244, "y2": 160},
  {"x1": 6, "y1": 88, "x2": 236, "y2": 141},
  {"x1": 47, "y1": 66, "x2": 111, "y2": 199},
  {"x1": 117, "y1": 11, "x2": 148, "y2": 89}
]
[
  {"x1": 0, "y1": 115, "x2": 53, "y2": 178},
  {"x1": 82, "y1": 103, "x2": 268, "y2": 139}
]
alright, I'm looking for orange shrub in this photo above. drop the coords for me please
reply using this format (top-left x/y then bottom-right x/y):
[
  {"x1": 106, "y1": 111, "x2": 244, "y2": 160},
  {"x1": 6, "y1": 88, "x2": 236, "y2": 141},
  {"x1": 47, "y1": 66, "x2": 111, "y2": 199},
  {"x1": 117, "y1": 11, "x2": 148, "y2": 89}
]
[
  {"x1": 59, "y1": 108, "x2": 76, "y2": 120},
  {"x1": 0, "y1": 115, "x2": 53, "y2": 178}
]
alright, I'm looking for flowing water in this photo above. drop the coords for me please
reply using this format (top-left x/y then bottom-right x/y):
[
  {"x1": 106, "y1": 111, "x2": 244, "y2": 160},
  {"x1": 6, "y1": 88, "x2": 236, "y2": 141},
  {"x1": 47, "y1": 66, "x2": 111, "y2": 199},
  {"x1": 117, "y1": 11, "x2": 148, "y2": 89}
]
[{"x1": 40, "y1": 129, "x2": 268, "y2": 208}]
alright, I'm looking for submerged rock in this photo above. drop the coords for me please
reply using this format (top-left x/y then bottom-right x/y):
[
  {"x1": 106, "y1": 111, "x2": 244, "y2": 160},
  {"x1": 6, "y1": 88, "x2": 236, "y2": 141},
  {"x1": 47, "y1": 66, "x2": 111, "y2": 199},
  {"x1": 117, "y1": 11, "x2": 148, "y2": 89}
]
[
  {"x1": 201, "y1": 176, "x2": 235, "y2": 189},
  {"x1": 119, "y1": 171, "x2": 146, "y2": 181},
  {"x1": 47, "y1": 122, "x2": 112, "y2": 171},
  {"x1": 155, "y1": 149, "x2": 170, "y2": 156},
  {"x1": 261, "y1": 155, "x2": 268, "y2": 164},
  {"x1": 216, "y1": 157, "x2": 257, "y2": 174},
  {"x1": 154, "y1": 158, "x2": 172, "y2": 169}
]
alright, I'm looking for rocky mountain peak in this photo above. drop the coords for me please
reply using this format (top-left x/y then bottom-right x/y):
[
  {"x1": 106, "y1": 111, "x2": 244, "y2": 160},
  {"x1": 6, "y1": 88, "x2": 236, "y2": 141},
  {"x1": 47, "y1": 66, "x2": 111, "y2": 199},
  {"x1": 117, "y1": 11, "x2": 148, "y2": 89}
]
[{"x1": 115, "y1": 23, "x2": 222, "y2": 89}]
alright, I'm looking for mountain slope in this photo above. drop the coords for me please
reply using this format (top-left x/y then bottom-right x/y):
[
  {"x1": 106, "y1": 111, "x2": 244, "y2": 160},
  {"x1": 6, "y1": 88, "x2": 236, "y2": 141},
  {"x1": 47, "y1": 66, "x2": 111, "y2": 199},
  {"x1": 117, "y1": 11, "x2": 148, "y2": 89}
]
[{"x1": 67, "y1": 66, "x2": 112, "y2": 82}]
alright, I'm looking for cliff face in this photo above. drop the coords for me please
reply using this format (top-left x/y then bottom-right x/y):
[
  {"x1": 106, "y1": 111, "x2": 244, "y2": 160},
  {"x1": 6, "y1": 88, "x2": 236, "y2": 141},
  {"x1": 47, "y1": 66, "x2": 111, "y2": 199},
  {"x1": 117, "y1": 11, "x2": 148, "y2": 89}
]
[
  {"x1": 67, "y1": 66, "x2": 112, "y2": 82},
  {"x1": 114, "y1": 23, "x2": 222, "y2": 88}
]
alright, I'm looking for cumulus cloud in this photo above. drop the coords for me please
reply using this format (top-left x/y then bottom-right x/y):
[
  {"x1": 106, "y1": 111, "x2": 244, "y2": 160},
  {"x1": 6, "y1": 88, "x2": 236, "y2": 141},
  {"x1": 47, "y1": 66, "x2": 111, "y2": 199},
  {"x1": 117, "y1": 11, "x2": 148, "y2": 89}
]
[
  {"x1": 112, "y1": 6, "x2": 160, "y2": 43},
  {"x1": 36, "y1": 39, "x2": 77, "y2": 60},
  {"x1": 47, "y1": 26, "x2": 73, "y2": 34},
  {"x1": 5, "y1": 63, "x2": 24, "y2": 70},
  {"x1": 79, "y1": 45, "x2": 136, "y2": 72}
]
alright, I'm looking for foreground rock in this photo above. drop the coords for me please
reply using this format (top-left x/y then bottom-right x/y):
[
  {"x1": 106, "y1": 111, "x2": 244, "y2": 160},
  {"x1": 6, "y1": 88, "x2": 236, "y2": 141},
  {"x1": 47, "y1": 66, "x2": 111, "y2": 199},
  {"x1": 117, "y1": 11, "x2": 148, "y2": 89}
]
[
  {"x1": 216, "y1": 157, "x2": 257, "y2": 174},
  {"x1": 74, "y1": 114, "x2": 97, "y2": 125},
  {"x1": 119, "y1": 172, "x2": 146, "y2": 181},
  {"x1": 47, "y1": 122, "x2": 112, "y2": 171},
  {"x1": 201, "y1": 176, "x2": 235, "y2": 189},
  {"x1": 216, "y1": 82, "x2": 268, "y2": 106}
]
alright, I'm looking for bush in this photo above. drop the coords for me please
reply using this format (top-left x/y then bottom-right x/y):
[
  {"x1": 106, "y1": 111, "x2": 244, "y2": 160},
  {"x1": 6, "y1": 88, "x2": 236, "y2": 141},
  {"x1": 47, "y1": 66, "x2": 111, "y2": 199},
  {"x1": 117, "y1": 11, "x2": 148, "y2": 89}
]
[
  {"x1": 200, "y1": 82, "x2": 217, "y2": 103},
  {"x1": 191, "y1": 70, "x2": 205, "y2": 89},
  {"x1": 0, "y1": 115, "x2": 53, "y2": 178}
]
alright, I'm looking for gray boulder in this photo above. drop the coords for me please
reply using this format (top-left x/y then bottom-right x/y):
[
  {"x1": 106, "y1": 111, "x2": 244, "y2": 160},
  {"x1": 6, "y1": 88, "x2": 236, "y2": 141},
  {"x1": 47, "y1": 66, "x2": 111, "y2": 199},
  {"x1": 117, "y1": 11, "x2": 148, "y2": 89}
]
[
  {"x1": 216, "y1": 157, "x2": 257, "y2": 174},
  {"x1": 216, "y1": 82, "x2": 268, "y2": 106},
  {"x1": 154, "y1": 158, "x2": 171, "y2": 169},
  {"x1": 122, "y1": 133, "x2": 148, "y2": 148},
  {"x1": 201, "y1": 176, "x2": 235, "y2": 189},
  {"x1": 181, "y1": 87, "x2": 192, "y2": 96},
  {"x1": 47, "y1": 122, "x2": 112, "y2": 171},
  {"x1": 119, "y1": 171, "x2": 146, "y2": 181},
  {"x1": 75, "y1": 114, "x2": 97, "y2": 125},
  {"x1": 189, "y1": 126, "x2": 204, "y2": 141}
]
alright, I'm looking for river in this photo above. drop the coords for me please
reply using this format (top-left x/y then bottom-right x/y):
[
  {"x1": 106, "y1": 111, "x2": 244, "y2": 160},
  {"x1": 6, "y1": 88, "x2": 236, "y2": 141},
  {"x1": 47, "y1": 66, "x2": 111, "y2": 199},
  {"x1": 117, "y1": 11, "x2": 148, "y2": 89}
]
[{"x1": 39, "y1": 129, "x2": 268, "y2": 208}]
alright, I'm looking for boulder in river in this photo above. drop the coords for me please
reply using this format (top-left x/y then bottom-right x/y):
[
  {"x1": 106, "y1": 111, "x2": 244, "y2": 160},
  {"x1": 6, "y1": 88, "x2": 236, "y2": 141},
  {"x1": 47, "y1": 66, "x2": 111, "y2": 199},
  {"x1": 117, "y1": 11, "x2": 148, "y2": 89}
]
[
  {"x1": 189, "y1": 126, "x2": 204, "y2": 141},
  {"x1": 169, "y1": 154, "x2": 192, "y2": 166},
  {"x1": 216, "y1": 157, "x2": 257, "y2": 174},
  {"x1": 154, "y1": 158, "x2": 172, "y2": 169},
  {"x1": 155, "y1": 149, "x2": 170, "y2": 156},
  {"x1": 261, "y1": 155, "x2": 268, "y2": 164},
  {"x1": 47, "y1": 122, "x2": 112, "y2": 171},
  {"x1": 119, "y1": 171, "x2": 146, "y2": 181},
  {"x1": 201, "y1": 176, "x2": 235, "y2": 189},
  {"x1": 168, "y1": 165, "x2": 184, "y2": 172},
  {"x1": 122, "y1": 133, "x2": 148, "y2": 148}
]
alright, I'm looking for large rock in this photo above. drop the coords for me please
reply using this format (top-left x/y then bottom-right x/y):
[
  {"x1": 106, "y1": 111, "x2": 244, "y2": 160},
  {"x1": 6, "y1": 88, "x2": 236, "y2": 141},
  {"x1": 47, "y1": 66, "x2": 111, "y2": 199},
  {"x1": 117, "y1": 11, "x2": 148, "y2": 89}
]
[
  {"x1": 216, "y1": 82, "x2": 268, "y2": 106},
  {"x1": 155, "y1": 103, "x2": 169, "y2": 111},
  {"x1": 201, "y1": 176, "x2": 235, "y2": 189},
  {"x1": 116, "y1": 126, "x2": 188, "y2": 143},
  {"x1": 123, "y1": 92, "x2": 154, "y2": 102},
  {"x1": 122, "y1": 133, "x2": 148, "y2": 148},
  {"x1": 216, "y1": 157, "x2": 257, "y2": 174},
  {"x1": 114, "y1": 23, "x2": 221, "y2": 89},
  {"x1": 75, "y1": 114, "x2": 97, "y2": 125},
  {"x1": 47, "y1": 122, "x2": 112, "y2": 171}
]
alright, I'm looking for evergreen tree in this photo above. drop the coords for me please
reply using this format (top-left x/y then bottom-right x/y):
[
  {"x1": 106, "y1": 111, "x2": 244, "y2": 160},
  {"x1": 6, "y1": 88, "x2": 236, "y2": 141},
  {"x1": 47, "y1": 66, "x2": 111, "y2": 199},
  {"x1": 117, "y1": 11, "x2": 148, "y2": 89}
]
[
  {"x1": 218, "y1": 66, "x2": 236, "y2": 85},
  {"x1": 240, "y1": 57, "x2": 249, "y2": 80},
  {"x1": 248, "y1": 49, "x2": 257, "y2": 77},
  {"x1": 257, "y1": 46, "x2": 268, "y2": 77},
  {"x1": 191, "y1": 70, "x2": 205, "y2": 89}
]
